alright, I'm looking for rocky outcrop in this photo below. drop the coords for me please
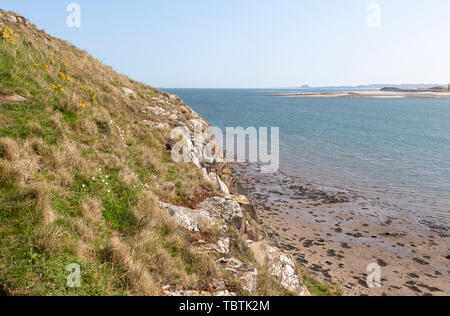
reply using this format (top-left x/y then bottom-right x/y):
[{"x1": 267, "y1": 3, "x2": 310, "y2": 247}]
[
  {"x1": 248, "y1": 241, "x2": 309, "y2": 296},
  {"x1": 158, "y1": 201, "x2": 223, "y2": 233},
  {"x1": 218, "y1": 256, "x2": 258, "y2": 293},
  {"x1": 159, "y1": 194, "x2": 310, "y2": 296},
  {"x1": 150, "y1": 93, "x2": 309, "y2": 296},
  {"x1": 198, "y1": 196, "x2": 243, "y2": 229}
]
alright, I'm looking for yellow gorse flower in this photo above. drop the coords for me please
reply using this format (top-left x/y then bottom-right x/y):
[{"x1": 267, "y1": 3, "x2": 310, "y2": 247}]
[
  {"x1": 0, "y1": 26, "x2": 16, "y2": 46},
  {"x1": 79, "y1": 99, "x2": 88, "y2": 108}
]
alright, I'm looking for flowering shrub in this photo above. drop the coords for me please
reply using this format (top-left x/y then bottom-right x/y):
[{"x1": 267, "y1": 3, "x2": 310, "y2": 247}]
[
  {"x1": 33, "y1": 56, "x2": 96, "y2": 108},
  {"x1": 0, "y1": 25, "x2": 16, "y2": 45}
]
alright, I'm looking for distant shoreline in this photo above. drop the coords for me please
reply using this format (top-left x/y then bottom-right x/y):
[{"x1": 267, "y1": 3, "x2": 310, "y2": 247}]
[{"x1": 270, "y1": 91, "x2": 450, "y2": 99}]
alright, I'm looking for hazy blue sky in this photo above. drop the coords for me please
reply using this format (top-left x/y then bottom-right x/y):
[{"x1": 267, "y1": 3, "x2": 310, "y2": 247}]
[{"x1": 3, "y1": 0, "x2": 450, "y2": 88}]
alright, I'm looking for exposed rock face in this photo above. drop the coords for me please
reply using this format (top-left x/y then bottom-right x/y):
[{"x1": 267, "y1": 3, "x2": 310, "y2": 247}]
[
  {"x1": 218, "y1": 256, "x2": 258, "y2": 293},
  {"x1": 160, "y1": 196, "x2": 244, "y2": 232},
  {"x1": 150, "y1": 95, "x2": 309, "y2": 296},
  {"x1": 203, "y1": 237, "x2": 230, "y2": 254},
  {"x1": 158, "y1": 201, "x2": 223, "y2": 233},
  {"x1": 198, "y1": 196, "x2": 243, "y2": 229},
  {"x1": 249, "y1": 241, "x2": 309, "y2": 296}
]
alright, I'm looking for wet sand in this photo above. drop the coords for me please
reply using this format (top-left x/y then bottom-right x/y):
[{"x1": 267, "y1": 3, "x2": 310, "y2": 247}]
[
  {"x1": 270, "y1": 91, "x2": 450, "y2": 99},
  {"x1": 231, "y1": 163, "x2": 450, "y2": 296}
]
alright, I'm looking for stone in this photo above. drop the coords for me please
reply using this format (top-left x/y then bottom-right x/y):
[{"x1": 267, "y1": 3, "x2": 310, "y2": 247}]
[
  {"x1": 15, "y1": 16, "x2": 30, "y2": 26},
  {"x1": 232, "y1": 195, "x2": 250, "y2": 205},
  {"x1": 142, "y1": 120, "x2": 169, "y2": 129},
  {"x1": 216, "y1": 237, "x2": 230, "y2": 254},
  {"x1": 163, "y1": 286, "x2": 235, "y2": 297},
  {"x1": 203, "y1": 237, "x2": 230, "y2": 254},
  {"x1": 167, "y1": 93, "x2": 179, "y2": 101},
  {"x1": 159, "y1": 202, "x2": 222, "y2": 233},
  {"x1": 249, "y1": 241, "x2": 309, "y2": 296},
  {"x1": 122, "y1": 87, "x2": 136, "y2": 98},
  {"x1": 218, "y1": 256, "x2": 258, "y2": 293},
  {"x1": 217, "y1": 176, "x2": 230, "y2": 195},
  {"x1": 147, "y1": 106, "x2": 167, "y2": 116},
  {"x1": 0, "y1": 94, "x2": 26, "y2": 103},
  {"x1": 6, "y1": 15, "x2": 17, "y2": 23},
  {"x1": 198, "y1": 196, "x2": 243, "y2": 228}
]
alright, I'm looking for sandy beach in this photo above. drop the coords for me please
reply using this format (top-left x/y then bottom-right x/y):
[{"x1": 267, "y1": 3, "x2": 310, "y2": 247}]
[
  {"x1": 271, "y1": 91, "x2": 450, "y2": 99},
  {"x1": 231, "y1": 163, "x2": 450, "y2": 296}
]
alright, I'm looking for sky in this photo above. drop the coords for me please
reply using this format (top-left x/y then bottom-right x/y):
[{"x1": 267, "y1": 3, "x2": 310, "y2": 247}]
[{"x1": 2, "y1": 0, "x2": 450, "y2": 88}]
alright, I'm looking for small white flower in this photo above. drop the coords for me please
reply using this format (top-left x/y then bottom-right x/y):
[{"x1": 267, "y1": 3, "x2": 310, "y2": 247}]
[
  {"x1": 107, "y1": 189, "x2": 111, "y2": 193},
  {"x1": 92, "y1": 177, "x2": 96, "y2": 181},
  {"x1": 105, "y1": 175, "x2": 109, "y2": 179},
  {"x1": 106, "y1": 182, "x2": 109, "y2": 186},
  {"x1": 82, "y1": 184, "x2": 86, "y2": 188},
  {"x1": 102, "y1": 179, "x2": 105, "y2": 183}
]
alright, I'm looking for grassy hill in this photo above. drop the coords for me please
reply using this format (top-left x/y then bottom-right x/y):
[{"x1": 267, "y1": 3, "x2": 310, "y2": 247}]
[
  {"x1": 0, "y1": 10, "x2": 342, "y2": 296},
  {"x1": 0, "y1": 10, "x2": 226, "y2": 296}
]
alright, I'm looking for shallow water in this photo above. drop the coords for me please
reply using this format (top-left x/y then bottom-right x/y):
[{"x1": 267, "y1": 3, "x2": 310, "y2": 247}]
[{"x1": 166, "y1": 88, "x2": 450, "y2": 224}]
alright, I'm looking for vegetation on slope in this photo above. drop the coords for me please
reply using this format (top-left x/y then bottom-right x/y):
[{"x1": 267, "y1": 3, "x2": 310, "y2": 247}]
[
  {"x1": 0, "y1": 10, "x2": 341, "y2": 296},
  {"x1": 0, "y1": 11, "x2": 222, "y2": 296}
]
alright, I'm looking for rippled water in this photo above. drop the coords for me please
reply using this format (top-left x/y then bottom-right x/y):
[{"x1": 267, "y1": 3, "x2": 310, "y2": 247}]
[{"x1": 166, "y1": 88, "x2": 450, "y2": 224}]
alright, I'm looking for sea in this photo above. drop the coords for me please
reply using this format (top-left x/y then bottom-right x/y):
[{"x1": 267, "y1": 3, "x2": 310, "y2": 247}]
[{"x1": 166, "y1": 88, "x2": 450, "y2": 225}]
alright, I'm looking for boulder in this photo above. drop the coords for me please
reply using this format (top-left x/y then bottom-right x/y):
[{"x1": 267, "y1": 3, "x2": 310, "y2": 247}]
[
  {"x1": 198, "y1": 196, "x2": 243, "y2": 228},
  {"x1": 249, "y1": 241, "x2": 309, "y2": 296},
  {"x1": 203, "y1": 237, "x2": 230, "y2": 254},
  {"x1": 142, "y1": 120, "x2": 169, "y2": 129},
  {"x1": 147, "y1": 106, "x2": 167, "y2": 116},
  {"x1": 122, "y1": 87, "x2": 136, "y2": 98},
  {"x1": 218, "y1": 256, "x2": 258, "y2": 293},
  {"x1": 163, "y1": 286, "x2": 235, "y2": 297},
  {"x1": 217, "y1": 176, "x2": 230, "y2": 195},
  {"x1": 159, "y1": 202, "x2": 223, "y2": 233},
  {"x1": 6, "y1": 15, "x2": 17, "y2": 23}
]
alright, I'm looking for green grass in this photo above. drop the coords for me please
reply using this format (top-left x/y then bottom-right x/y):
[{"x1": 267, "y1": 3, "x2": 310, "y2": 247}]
[
  {"x1": 300, "y1": 268, "x2": 344, "y2": 296},
  {"x1": 0, "y1": 11, "x2": 332, "y2": 297},
  {"x1": 0, "y1": 102, "x2": 61, "y2": 145}
]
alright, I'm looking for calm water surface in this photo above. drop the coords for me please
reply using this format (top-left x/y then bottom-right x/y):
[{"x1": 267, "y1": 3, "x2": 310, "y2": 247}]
[{"x1": 166, "y1": 88, "x2": 450, "y2": 224}]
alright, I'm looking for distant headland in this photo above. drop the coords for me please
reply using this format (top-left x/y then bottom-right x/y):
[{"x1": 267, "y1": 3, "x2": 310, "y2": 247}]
[{"x1": 274, "y1": 84, "x2": 450, "y2": 98}]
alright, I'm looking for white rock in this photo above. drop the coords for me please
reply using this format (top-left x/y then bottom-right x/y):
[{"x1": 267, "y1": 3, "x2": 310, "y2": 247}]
[
  {"x1": 217, "y1": 176, "x2": 230, "y2": 195},
  {"x1": 232, "y1": 195, "x2": 250, "y2": 205},
  {"x1": 216, "y1": 237, "x2": 230, "y2": 254},
  {"x1": 142, "y1": 120, "x2": 169, "y2": 129},
  {"x1": 198, "y1": 196, "x2": 243, "y2": 228},
  {"x1": 122, "y1": 87, "x2": 136, "y2": 98},
  {"x1": 159, "y1": 202, "x2": 222, "y2": 233},
  {"x1": 218, "y1": 256, "x2": 258, "y2": 293},
  {"x1": 6, "y1": 15, "x2": 17, "y2": 23},
  {"x1": 249, "y1": 241, "x2": 309, "y2": 296},
  {"x1": 164, "y1": 289, "x2": 235, "y2": 297},
  {"x1": 147, "y1": 106, "x2": 167, "y2": 116}
]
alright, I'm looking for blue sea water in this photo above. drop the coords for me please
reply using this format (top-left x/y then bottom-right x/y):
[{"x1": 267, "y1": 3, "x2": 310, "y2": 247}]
[{"x1": 166, "y1": 88, "x2": 450, "y2": 224}]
